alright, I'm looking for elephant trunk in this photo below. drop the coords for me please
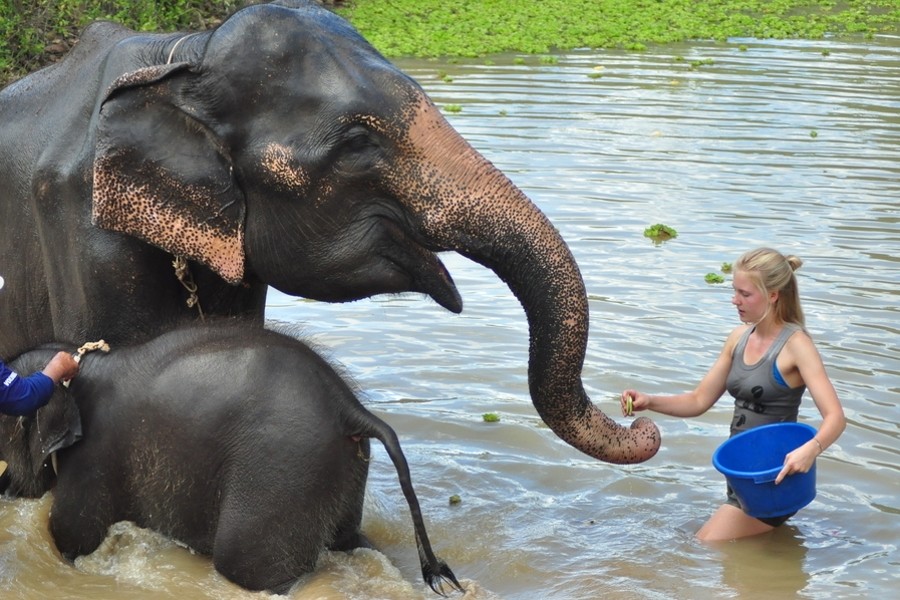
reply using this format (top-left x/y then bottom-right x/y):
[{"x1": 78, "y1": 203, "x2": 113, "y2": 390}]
[{"x1": 397, "y1": 96, "x2": 660, "y2": 464}]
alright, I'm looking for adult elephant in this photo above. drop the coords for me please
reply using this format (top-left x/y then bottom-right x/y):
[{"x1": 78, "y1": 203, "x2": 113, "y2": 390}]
[{"x1": 0, "y1": 0, "x2": 659, "y2": 464}]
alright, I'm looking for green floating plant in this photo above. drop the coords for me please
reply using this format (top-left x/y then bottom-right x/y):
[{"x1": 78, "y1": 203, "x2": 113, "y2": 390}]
[
  {"x1": 705, "y1": 273, "x2": 725, "y2": 284},
  {"x1": 449, "y1": 494, "x2": 462, "y2": 505},
  {"x1": 721, "y1": 262, "x2": 733, "y2": 273},
  {"x1": 443, "y1": 104, "x2": 462, "y2": 113},
  {"x1": 482, "y1": 412, "x2": 500, "y2": 423},
  {"x1": 689, "y1": 58, "x2": 715, "y2": 69},
  {"x1": 643, "y1": 223, "x2": 678, "y2": 241},
  {"x1": 333, "y1": 0, "x2": 900, "y2": 61}
]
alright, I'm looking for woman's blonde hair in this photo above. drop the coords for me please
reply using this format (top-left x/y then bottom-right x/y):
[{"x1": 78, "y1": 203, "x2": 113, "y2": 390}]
[{"x1": 735, "y1": 247, "x2": 805, "y2": 328}]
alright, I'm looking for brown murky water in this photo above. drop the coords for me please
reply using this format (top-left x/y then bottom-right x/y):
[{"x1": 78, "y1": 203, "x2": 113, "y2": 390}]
[{"x1": 2, "y1": 36, "x2": 898, "y2": 599}]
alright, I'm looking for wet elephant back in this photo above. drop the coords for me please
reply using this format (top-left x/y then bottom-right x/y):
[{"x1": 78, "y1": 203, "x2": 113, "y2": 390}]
[{"x1": 68, "y1": 324, "x2": 366, "y2": 551}]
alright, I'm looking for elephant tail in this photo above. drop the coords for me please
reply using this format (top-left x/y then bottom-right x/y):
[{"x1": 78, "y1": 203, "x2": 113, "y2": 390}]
[{"x1": 350, "y1": 412, "x2": 463, "y2": 596}]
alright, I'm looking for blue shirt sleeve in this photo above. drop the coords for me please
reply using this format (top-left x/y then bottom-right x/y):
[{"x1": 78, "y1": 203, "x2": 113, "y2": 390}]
[{"x1": 0, "y1": 361, "x2": 55, "y2": 416}]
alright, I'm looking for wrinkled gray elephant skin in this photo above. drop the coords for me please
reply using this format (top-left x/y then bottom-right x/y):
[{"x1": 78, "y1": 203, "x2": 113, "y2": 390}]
[
  {"x1": 0, "y1": 0, "x2": 659, "y2": 463},
  {"x1": 0, "y1": 322, "x2": 461, "y2": 595}
]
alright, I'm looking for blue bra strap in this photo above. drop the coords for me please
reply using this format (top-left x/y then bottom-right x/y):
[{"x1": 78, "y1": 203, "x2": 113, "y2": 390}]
[{"x1": 773, "y1": 360, "x2": 788, "y2": 387}]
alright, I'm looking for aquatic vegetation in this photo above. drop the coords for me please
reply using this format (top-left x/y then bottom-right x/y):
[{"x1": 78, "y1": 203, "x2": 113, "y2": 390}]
[
  {"x1": 482, "y1": 412, "x2": 501, "y2": 423},
  {"x1": 443, "y1": 104, "x2": 463, "y2": 114},
  {"x1": 335, "y1": 0, "x2": 900, "y2": 58},
  {"x1": 449, "y1": 494, "x2": 462, "y2": 505},
  {"x1": 706, "y1": 262, "x2": 732, "y2": 283},
  {"x1": 4, "y1": 1, "x2": 899, "y2": 85},
  {"x1": 643, "y1": 223, "x2": 678, "y2": 241},
  {"x1": 690, "y1": 58, "x2": 716, "y2": 69}
]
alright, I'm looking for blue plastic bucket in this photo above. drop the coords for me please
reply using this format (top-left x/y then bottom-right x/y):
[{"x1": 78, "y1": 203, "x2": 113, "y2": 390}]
[{"x1": 712, "y1": 422, "x2": 817, "y2": 519}]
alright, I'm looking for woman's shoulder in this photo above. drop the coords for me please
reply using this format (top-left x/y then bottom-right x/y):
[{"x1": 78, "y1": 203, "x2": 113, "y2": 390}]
[
  {"x1": 727, "y1": 324, "x2": 752, "y2": 341},
  {"x1": 783, "y1": 326, "x2": 817, "y2": 353},
  {"x1": 722, "y1": 324, "x2": 752, "y2": 353},
  {"x1": 778, "y1": 326, "x2": 826, "y2": 375}
]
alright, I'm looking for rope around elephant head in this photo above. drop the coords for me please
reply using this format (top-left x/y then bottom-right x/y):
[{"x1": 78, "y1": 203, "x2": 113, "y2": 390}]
[
  {"x1": 173, "y1": 255, "x2": 205, "y2": 319},
  {"x1": 50, "y1": 339, "x2": 107, "y2": 475},
  {"x1": 74, "y1": 340, "x2": 110, "y2": 358},
  {"x1": 166, "y1": 33, "x2": 198, "y2": 65},
  {"x1": 62, "y1": 340, "x2": 110, "y2": 388}
]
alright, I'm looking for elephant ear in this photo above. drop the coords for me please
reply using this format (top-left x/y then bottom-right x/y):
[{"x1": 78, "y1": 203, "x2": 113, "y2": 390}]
[
  {"x1": 30, "y1": 387, "x2": 83, "y2": 478},
  {"x1": 92, "y1": 62, "x2": 246, "y2": 284}
]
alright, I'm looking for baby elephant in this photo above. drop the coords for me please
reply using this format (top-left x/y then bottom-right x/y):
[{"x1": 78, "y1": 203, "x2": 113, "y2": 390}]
[{"x1": 0, "y1": 322, "x2": 460, "y2": 595}]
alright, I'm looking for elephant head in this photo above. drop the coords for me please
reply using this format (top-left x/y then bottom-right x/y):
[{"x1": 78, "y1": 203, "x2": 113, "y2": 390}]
[
  {"x1": 90, "y1": 0, "x2": 659, "y2": 463},
  {"x1": 0, "y1": 350, "x2": 82, "y2": 498}
]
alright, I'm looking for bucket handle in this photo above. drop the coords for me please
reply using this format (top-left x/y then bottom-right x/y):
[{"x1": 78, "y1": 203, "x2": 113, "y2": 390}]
[{"x1": 753, "y1": 472, "x2": 778, "y2": 484}]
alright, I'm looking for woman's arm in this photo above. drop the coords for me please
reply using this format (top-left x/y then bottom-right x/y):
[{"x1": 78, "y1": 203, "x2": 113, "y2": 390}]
[
  {"x1": 775, "y1": 332, "x2": 846, "y2": 484},
  {"x1": 621, "y1": 326, "x2": 746, "y2": 418}
]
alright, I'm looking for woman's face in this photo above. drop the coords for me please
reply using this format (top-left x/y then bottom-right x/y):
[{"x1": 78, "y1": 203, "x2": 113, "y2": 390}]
[{"x1": 732, "y1": 270, "x2": 774, "y2": 324}]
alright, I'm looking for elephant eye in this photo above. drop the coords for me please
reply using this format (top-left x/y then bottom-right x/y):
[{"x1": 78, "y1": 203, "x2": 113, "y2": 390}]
[
  {"x1": 335, "y1": 128, "x2": 383, "y2": 173},
  {"x1": 344, "y1": 127, "x2": 379, "y2": 152}
]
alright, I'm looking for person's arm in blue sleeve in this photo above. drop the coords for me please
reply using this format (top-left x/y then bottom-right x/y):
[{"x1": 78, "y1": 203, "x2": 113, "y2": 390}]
[
  {"x1": 0, "y1": 368, "x2": 55, "y2": 415},
  {"x1": 0, "y1": 352, "x2": 80, "y2": 416}
]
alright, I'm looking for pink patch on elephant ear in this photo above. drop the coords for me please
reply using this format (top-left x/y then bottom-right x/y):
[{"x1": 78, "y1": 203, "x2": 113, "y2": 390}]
[
  {"x1": 92, "y1": 156, "x2": 245, "y2": 284},
  {"x1": 92, "y1": 62, "x2": 246, "y2": 285}
]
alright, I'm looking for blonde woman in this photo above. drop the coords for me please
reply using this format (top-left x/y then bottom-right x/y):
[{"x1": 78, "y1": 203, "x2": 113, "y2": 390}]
[{"x1": 622, "y1": 248, "x2": 846, "y2": 541}]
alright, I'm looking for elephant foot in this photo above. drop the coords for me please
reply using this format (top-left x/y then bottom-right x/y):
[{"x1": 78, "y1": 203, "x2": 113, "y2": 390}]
[{"x1": 329, "y1": 530, "x2": 374, "y2": 552}]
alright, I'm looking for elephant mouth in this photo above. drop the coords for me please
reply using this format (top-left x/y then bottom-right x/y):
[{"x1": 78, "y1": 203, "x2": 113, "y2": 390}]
[
  {"x1": 387, "y1": 238, "x2": 462, "y2": 314},
  {"x1": 420, "y1": 254, "x2": 462, "y2": 313}
]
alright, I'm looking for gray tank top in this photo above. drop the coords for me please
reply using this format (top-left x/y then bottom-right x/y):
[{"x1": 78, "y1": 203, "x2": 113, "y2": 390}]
[{"x1": 726, "y1": 323, "x2": 806, "y2": 435}]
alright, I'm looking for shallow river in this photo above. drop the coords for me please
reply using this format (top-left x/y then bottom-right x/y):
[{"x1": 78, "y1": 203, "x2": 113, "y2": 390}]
[{"x1": 2, "y1": 35, "x2": 898, "y2": 600}]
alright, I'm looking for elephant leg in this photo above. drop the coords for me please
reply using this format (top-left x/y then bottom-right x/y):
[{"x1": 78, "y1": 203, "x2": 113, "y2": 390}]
[
  {"x1": 327, "y1": 440, "x2": 370, "y2": 553},
  {"x1": 329, "y1": 530, "x2": 373, "y2": 552},
  {"x1": 212, "y1": 491, "x2": 320, "y2": 593},
  {"x1": 212, "y1": 447, "x2": 368, "y2": 592}
]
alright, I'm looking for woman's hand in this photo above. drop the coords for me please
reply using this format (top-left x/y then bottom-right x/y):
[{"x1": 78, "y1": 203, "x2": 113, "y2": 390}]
[
  {"x1": 620, "y1": 390, "x2": 650, "y2": 416},
  {"x1": 775, "y1": 438, "x2": 821, "y2": 484}
]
